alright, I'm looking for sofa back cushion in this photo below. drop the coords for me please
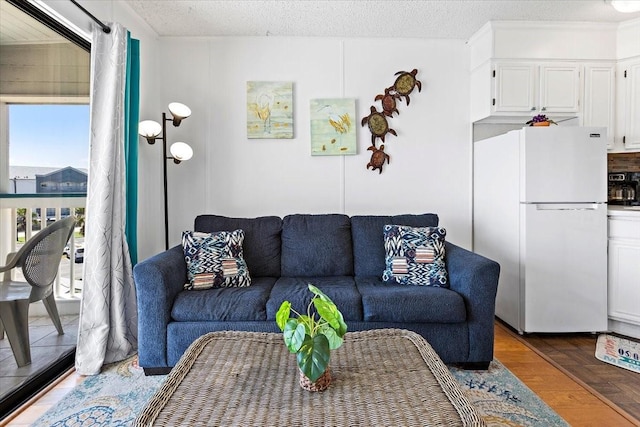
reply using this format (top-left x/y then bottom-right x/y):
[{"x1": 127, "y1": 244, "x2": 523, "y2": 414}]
[
  {"x1": 351, "y1": 214, "x2": 439, "y2": 277},
  {"x1": 194, "y1": 215, "x2": 282, "y2": 277},
  {"x1": 281, "y1": 214, "x2": 353, "y2": 277}
]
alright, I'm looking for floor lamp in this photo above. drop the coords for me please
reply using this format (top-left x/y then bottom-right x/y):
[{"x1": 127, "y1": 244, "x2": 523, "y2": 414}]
[{"x1": 138, "y1": 102, "x2": 193, "y2": 250}]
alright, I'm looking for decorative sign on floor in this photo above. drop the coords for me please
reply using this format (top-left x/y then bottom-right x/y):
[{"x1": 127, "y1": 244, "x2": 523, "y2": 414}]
[{"x1": 595, "y1": 334, "x2": 640, "y2": 374}]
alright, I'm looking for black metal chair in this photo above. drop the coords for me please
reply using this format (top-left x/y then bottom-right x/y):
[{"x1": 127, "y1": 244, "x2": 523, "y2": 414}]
[{"x1": 0, "y1": 216, "x2": 76, "y2": 367}]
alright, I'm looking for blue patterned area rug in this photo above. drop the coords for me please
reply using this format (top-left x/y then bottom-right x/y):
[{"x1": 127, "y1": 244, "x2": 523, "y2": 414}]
[
  {"x1": 33, "y1": 357, "x2": 567, "y2": 426},
  {"x1": 449, "y1": 360, "x2": 568, "y2": 426}
]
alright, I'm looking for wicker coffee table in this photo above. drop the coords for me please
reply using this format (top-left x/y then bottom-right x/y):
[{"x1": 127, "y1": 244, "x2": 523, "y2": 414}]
[{"x1": 135, "y1": 329, "x2": 485, "y2": 426}]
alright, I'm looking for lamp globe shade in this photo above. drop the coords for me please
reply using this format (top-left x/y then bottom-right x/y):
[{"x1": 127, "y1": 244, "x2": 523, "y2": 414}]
[
  {"x1": 138, "y1": 120, "x2": 162, "y2": 138},
  {"x1": 168, "y1": 102, "x2": 191, "y2": 120},
  {"x1": 170, "y1": 142, "x2": 193, "y2": 162},
  {"x1": 611, "y1": 1, "x2": 640, "y2": 12}
]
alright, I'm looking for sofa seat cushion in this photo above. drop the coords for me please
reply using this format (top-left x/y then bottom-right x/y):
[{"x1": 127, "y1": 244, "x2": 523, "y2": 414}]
[
  {"x1": 172, "y1": 277, "x2": 276, "y2": 321},
  {"x1": 281, "y1": 214, "x2": 353, "y2": 277},
  {"x1": 351, "y1": 214, "x2": 439, "y2": 277},
  {"x1": 266, "y1": 276, "x2": 363, "y2": 321},
  {"x1": 194, "y1": 215, "x2": 282, "y2": 277},
  {"x1": 355, "y1": 277, "x2": 465, "y2": 323}
]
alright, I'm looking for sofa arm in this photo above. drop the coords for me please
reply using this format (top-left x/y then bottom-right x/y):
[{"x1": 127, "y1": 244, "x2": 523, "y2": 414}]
[
  {"x1": 133, "y1": 245, "x2": 186, "y2": 369},
  {"x1": 445, "y1": 242, "x2": 500, "y2": 364}
]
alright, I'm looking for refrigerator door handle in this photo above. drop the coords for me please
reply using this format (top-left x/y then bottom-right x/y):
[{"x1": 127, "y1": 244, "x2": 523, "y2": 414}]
[{"x1": 533, "y1": 203, "x2": 602, "y2": 211}]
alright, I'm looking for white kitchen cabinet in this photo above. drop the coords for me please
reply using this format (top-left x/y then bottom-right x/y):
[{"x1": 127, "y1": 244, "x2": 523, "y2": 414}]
[
  {"x1": 608, "y1": 211, "x2": 640, "y2": 339},
  {"x1": 538, "y1": 64, "x2": 581, "y2": 114},
  {"x1": 493, "y1": 63, "x2": 536, "y2": 113},
  {"x1": 492, "y1": 62, "x2": 581, "y2": 116},
  {"x1": 583, "y1": 64, "x2": 615, "y2": 148},
  {"x1": 620, "y1": 60, "x2": 640, "y2": 150}
]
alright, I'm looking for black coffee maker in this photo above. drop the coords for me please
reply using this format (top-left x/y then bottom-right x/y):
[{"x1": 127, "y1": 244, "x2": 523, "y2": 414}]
[{"x1": 608, "y1": 172, "x2": 640, "y2": 206}]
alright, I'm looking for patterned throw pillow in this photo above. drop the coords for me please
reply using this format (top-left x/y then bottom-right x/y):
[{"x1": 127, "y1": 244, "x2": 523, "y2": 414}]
[
  {"x1": 182, "y1": 229, "x2": 251, "y2": 290},
  {"x1": 382, "y1": 225, "x2": 448, "y2": 287}
]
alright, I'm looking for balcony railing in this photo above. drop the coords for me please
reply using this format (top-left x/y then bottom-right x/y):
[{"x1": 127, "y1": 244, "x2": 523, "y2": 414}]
[{"x1": 0, "y1": 194, "x2": 86, "y2": 306}]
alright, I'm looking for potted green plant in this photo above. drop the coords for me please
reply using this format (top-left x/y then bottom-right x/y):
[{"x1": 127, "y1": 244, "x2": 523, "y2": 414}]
[{"x1": 276, "y1": 284, "x2": 348, "y2": 391}]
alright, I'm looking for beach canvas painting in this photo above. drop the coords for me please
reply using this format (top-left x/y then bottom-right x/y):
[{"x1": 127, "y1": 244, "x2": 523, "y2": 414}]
[
  {"x1": 247, "y1": 81, "x2": 293, "y2": 139},
  {"x1": 310, "y1": 98, "x2": 357, "y2": 155}
]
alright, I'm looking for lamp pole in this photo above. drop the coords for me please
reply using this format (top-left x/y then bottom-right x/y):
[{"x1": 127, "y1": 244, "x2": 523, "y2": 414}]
[
  {"x1": 138, "y1": 103, "x2": 192, "y2": 251},
  {"x1": 161, "y1": 112, "x2": 170, "y2": 250}
]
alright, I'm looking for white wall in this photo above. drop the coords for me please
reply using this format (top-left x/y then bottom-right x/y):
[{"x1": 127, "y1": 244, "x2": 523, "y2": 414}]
[
  {"x1": 42, "y1": 2, "x2": 473, "y2": 257},
  {"x1": 158, "y1": 37, "x2": 472, "y2": 251}
]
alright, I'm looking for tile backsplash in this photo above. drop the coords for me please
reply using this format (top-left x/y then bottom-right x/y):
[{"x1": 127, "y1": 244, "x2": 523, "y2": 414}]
[{"x1": 608, "y1": 152, "x2": 640, "y2": 172}]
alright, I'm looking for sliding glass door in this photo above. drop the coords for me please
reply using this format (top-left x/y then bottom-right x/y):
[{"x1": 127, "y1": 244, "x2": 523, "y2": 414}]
[{"x1": 0, "y1": 0, "x2": 90, "y2": 418}]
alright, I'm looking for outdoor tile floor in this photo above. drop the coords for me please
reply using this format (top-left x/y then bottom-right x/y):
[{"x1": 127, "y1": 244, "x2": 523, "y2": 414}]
[{"x1": 0, "y1": 315, "x2": 78, "y2": 401}]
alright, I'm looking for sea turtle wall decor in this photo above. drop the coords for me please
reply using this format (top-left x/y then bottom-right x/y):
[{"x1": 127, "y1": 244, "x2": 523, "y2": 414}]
[
  {"x1": 374, "y1": 87, "x2": 401, "y2": 117},
  {"x1": 392, "y1": 69, "x2": 422, "y2": 105},
  {"x1": 367, "y1": 144, "x2": 390, "y2": 174},
  {"x1": 362, "y1": 68, "x2": 422, "y2": 174},
  {"x1": 361, "y1": 106, "x2": 397, "y2": 146}
]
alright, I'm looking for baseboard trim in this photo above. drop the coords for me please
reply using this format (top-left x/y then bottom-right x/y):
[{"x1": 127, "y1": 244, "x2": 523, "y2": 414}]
[{"x1": 608, "y1": 318, "x2": 640, "y2": 340}]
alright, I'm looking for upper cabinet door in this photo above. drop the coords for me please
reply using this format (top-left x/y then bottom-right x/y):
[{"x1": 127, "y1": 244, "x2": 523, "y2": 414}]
[
  {"x1": 583, "y1": 64, "x2": 615, "y2": 149},
  {"x1": 494, "y1": 63, "x2": 536, "y2": 113},
  {"x1": 539, "y1": 64, "x2": 581, "y2": 114},
  {"x1": 624, "y1": 61, "x2": 640, "y2": 150}
]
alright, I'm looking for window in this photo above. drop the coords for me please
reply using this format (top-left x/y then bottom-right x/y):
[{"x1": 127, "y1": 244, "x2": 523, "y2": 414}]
[
  {"x1": 8, "y1": 104, "x2": 90, "y2": 194},
  {"x1": 1, "y1": 0, "x2": 90, "y2": 195}
]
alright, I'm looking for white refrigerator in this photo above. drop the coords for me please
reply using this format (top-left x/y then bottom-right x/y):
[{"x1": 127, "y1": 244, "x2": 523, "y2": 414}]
[{"x1": 473, "y1": 126, "x2": 608, "y2": 333}]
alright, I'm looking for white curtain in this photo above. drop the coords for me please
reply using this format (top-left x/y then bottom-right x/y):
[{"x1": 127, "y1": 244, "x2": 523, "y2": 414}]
[{"x1": 75, "y1": 22, "x2": 137, "y2": 375}]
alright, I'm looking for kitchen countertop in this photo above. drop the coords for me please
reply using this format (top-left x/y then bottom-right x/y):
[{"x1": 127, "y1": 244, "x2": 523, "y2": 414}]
[{"x1": 608, "y1": 205, "x2": 640, "y2": 218}]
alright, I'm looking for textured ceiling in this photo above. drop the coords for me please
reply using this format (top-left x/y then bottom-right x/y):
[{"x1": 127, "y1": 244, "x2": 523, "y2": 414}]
[{"x1": 122, "y1": 0, "x2": 640, "y2": 40}]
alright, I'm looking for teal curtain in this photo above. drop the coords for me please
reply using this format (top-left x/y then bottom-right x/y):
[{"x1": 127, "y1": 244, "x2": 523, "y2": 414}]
[{"x1": 124, "y1": 33, "x2": 140, "y2": 265}]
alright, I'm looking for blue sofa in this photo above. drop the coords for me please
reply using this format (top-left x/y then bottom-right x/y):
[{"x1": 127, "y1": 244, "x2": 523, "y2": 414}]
[{"x1": 133, "y1": 213, "x2": 500, "y2": 375}]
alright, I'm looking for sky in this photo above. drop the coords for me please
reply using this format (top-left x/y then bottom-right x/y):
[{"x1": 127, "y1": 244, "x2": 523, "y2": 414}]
[{"x1": 9, "y1": 104, "x2": 90, "y2": 169}]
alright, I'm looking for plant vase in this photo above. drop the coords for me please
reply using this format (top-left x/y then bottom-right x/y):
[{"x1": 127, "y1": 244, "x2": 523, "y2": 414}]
[
  {"x1": 299, "y1": 366, "x2": 331, "y2": 392},
  {"x1": 276, "y1": 284, "x2": 348, "y2": 394},
  {"x1": 526, "y1": 114, "x2": 556, "y2": 127}
]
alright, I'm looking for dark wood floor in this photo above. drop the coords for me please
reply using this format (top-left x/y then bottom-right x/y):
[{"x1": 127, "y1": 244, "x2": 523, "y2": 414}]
[{"x1": 500, "y1": 321, "x2": 640, "y2": 423}]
